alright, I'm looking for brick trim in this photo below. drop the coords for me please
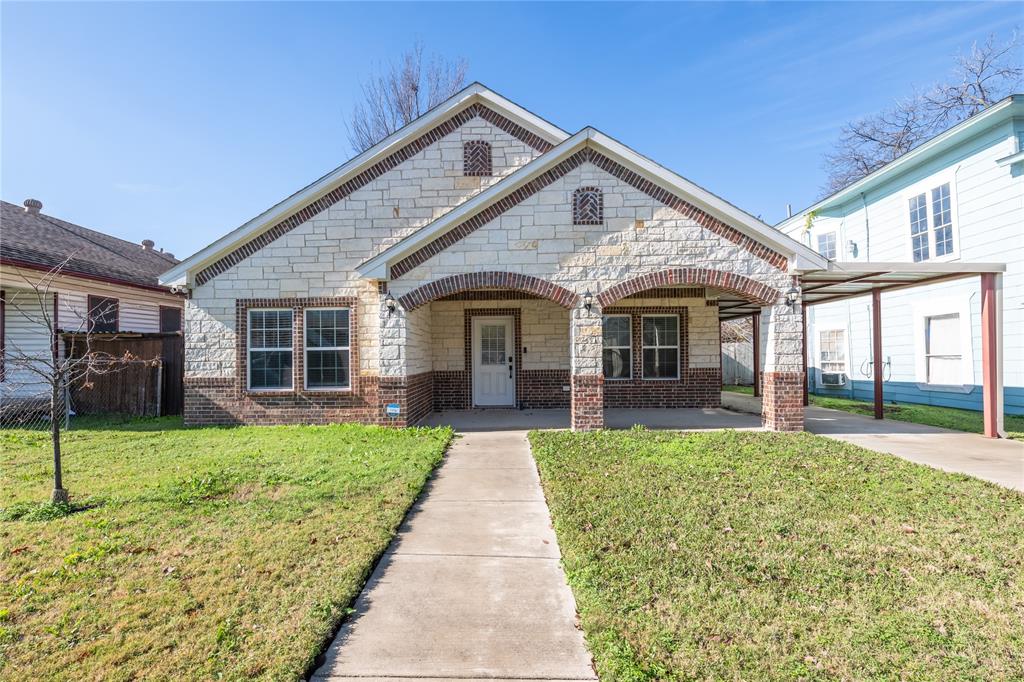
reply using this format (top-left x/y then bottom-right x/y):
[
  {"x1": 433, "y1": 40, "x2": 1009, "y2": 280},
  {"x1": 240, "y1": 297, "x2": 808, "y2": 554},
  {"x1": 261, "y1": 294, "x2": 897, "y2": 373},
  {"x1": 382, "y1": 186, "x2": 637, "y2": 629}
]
[
  {"x1": 236, "y1": 296, "x2": 358, "y2": 398},
  {"x1": 399, "y1": 272, "x2": 578, "y2": 311},
  {"x1": 390, "y1": 147, "x2": 788, "y2": 279},
  {"x1": 194, "y1": 103, "x2": 553, "y2": 286},
  {"x1": 622, "y1": 287, "x2": 705, "y2": 300},
  {"x1": 438, "y1": 290, "x2": 543, "y2": 302},
  {"x1": 597, "y1": 268, "x2": 777, "y2": 308},
  {"x1": 571, "y1": 374, "x2": 604, "y2": 431},
  {"x1": 762, "y1": 371, "x2": 805, "y2": 432}
]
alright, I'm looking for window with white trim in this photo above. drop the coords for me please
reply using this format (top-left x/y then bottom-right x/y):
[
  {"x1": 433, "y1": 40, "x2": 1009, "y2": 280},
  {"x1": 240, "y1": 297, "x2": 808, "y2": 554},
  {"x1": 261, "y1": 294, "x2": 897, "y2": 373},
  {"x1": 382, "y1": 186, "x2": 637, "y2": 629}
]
[
  {"x1": 602, "y1": 315, "x2": 631, "y2": 379},
  {"x1": 908, "y1": 181, "x2": 955, "y2": 262},
  {"x1": 248, "y1": 309, "x2": 293, "y2": 390},
  {"x1": 642, "y1": 315, "x2": 679, "y2": 379},
  {"x1": 818, "y1": 329, "x2": 846, "y2": 373},
  {"x1": 925, "y1": 313, "x2": 961, "y2": 385},
  {"x1": 305, "y1": 308, "x2": 350, "y2": 390},
  {"x1": 817, "y1": 231, "x2": 837, "y2": 260}
]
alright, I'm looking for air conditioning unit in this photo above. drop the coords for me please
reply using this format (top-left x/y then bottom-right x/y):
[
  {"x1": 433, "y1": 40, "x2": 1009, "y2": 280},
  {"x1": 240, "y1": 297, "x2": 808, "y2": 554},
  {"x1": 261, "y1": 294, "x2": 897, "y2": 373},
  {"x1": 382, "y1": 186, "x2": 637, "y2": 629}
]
[{"x1": 821, "y1": 372, "x2": 848, "y2": 387}]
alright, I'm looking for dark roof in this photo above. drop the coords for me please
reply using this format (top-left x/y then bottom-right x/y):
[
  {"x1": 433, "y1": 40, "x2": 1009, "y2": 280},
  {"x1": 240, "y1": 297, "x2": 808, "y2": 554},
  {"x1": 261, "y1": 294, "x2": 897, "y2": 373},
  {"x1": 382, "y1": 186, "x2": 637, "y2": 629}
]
[{"x1": 0, "y1": 200, "x2": 178, "y2": 289}]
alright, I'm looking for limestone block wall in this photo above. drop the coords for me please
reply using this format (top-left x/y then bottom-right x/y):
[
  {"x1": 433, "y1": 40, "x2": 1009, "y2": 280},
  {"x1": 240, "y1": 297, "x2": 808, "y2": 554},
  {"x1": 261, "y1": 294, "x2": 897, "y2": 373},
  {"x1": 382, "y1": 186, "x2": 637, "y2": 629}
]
[{"x1": 184, "y1": 115, "x2": 542, "y2": 380}]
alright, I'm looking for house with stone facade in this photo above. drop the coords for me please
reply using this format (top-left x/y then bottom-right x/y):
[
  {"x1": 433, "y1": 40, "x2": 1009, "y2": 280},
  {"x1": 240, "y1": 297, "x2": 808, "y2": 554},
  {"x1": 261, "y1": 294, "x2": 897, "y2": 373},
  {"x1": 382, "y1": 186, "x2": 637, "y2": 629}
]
[{"x1": 161, "y1": 83, "x2": 835, "y2": 431}]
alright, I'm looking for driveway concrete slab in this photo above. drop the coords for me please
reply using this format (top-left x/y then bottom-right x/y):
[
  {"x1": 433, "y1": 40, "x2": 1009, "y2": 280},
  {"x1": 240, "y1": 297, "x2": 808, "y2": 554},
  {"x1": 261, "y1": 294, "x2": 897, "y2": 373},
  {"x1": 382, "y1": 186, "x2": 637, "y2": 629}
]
[{"x1": 312, "y1": 430, "x2": 595, "y2": 681}]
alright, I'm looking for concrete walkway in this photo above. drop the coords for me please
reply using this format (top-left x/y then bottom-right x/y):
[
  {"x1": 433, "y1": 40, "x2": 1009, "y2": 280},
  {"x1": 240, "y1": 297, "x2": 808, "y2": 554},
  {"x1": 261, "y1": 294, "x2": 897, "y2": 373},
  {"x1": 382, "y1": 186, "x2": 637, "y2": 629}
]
[
  {"x1": 722, "y1": 392, "x2": 1024, "y2": 491},
  {"x1": 312, "y1": 430, "x2": 595, "y2": 681}
]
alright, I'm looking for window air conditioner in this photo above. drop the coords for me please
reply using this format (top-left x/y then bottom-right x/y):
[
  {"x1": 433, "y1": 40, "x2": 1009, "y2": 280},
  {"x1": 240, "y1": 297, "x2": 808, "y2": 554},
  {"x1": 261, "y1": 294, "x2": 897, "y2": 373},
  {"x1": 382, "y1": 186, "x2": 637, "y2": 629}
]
[{"x1": 821, "y1": 372, "x2": 848, "y2": 387}]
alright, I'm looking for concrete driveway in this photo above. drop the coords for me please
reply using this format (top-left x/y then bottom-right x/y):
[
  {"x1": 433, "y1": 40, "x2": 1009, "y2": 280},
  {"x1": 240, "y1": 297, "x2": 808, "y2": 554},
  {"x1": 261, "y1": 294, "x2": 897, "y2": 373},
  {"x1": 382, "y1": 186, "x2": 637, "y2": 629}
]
[
  {"x1": 312, "y1": 429, "x2": 595, "y2": 681},
  {"x1": 722, "y1": 392, "x2": 1024, "y2": 491}
]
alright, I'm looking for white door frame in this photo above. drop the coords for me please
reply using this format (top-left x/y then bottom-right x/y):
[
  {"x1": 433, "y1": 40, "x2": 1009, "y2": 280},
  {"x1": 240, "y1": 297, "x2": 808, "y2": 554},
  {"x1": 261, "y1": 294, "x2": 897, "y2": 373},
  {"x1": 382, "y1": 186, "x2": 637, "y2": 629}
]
[{"x1": 471, "y1": 315, "x2": 515, "y2": 407}]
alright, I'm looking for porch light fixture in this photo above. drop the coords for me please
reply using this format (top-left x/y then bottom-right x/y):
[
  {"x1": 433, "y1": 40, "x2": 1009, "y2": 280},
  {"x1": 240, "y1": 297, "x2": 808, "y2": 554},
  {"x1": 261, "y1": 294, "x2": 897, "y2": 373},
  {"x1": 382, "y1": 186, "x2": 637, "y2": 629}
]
[
  {"x1": 384, "y1": 292, "x2": 396, "y2": 315},
  {"x1": 784, "y1": 283, "x2": 800, "y2": 308},
  {"x1": 583, "y1": 289, "x2": 593, "y2": 311}
]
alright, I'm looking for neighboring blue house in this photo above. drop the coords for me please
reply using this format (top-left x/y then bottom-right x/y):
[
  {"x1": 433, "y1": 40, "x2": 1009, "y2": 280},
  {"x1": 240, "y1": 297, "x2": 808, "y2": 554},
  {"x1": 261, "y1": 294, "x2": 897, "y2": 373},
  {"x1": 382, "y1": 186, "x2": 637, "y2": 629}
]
[{"x1": 776, "y1": 95, "x2": 1023, "y2": 415}]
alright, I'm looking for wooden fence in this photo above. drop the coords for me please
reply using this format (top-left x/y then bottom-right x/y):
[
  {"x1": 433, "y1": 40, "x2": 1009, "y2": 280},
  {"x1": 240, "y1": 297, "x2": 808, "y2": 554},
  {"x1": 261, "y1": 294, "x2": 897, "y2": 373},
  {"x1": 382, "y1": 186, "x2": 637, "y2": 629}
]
[{"x1": 63, "y1": 333, "x2": 183, "y2": 416}]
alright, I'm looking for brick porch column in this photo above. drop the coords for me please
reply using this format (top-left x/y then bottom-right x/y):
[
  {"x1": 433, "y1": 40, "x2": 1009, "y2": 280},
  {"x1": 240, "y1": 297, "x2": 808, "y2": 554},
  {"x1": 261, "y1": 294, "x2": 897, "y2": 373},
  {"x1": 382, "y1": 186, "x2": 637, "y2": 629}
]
[
  {"x1": 761, "y1": 298, "x2": 805, "y2": 432},
  {"x1": 570, "y1": 304, "x2": 604, "y2": 431}
]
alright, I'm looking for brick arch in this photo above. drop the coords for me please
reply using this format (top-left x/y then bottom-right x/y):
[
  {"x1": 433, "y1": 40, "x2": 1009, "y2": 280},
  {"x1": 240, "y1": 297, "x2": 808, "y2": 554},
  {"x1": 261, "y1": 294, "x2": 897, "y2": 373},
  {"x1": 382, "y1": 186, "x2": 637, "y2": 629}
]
[
  {"x1": 397, "y1": 272, "x2": 580, "y2": 311},
  {"x1": 597, "y1": 267, "x2": 778, "y2": 308}
]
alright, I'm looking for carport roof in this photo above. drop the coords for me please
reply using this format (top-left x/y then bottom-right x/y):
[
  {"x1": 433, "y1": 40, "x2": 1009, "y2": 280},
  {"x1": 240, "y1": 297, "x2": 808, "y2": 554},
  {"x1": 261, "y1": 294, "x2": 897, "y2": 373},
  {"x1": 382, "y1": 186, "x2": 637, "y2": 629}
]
[{"x1": 715, "y1": 261, "x2": 1007, "y2": 321}]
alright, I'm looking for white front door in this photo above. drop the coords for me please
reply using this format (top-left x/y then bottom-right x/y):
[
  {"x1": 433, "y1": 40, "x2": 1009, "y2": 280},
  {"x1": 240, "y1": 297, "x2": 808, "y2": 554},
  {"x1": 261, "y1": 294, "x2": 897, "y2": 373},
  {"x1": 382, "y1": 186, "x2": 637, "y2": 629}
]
[{"x1": 472, "y1": 316, "x2": 515, "y2": 406}]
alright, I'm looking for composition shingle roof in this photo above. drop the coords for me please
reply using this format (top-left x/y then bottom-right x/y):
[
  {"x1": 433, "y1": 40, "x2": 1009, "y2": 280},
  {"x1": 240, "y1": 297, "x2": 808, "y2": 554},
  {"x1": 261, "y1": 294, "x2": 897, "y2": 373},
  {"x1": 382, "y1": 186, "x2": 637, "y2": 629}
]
[{"x1": 0, "y1": 200, "x2": 178, "y2": 289}]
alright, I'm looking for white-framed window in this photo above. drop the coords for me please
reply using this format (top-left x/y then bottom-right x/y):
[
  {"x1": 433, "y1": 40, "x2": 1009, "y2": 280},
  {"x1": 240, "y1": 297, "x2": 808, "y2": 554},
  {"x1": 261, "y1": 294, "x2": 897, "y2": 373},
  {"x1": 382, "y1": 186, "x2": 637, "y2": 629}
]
[
  {"x1": 925, "y1": 313, "x2": 962, "y2": 385},
  {"x1": 817, "y1": 232, "x2": 837, "y2": 260},
  {"x1": 641, "y1": 314, "x2": 679, "y2": 379},
  {"x1": 818, "y1": 329, "x2": 846, "y2": 373},
  {"x1": 304, "y1": 308, "x2": 351, "y2": 390},
  {"x1": 907, "y1": 180, "x2": 956, "y2": 262},
  {"x1": 602, "y1": 314, "x2": 631, "y2": 379},
  {"x1": 248, "y1": 309, "x2": 293, "y2": 390}
]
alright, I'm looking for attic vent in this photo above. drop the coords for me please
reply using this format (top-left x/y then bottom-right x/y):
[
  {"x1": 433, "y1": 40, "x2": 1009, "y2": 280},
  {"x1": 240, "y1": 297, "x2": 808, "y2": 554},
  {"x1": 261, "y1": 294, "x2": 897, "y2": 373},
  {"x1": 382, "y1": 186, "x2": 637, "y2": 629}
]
[
  {"x1": 142, "y1": 239, "x2": 155, "y2": 250},
  {"x1": 23, "y1": 198, "x2": 42, "y2": 214},
  {"x1": 463, "y1": 140, "x2": 492, "y2": 176},
  {"x1": 573, "y1": 187, "x2": 603, "y2": 225}
]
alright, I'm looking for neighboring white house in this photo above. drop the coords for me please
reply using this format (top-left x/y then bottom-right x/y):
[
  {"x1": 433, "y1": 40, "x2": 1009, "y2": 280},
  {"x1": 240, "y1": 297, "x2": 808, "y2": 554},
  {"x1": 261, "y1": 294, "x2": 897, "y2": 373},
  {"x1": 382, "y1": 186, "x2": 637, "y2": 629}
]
[
  {"x1": 773, "y1": 95, "x2": 1023, "y2": 415},
  {"x1": 0, "y1": 199, "x2": 185, "y2": 407}
]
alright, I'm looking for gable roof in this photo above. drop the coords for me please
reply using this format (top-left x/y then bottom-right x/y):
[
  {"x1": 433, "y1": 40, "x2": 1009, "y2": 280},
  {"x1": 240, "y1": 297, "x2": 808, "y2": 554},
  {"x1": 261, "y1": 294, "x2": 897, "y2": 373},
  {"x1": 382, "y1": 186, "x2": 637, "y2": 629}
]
[
  {"x1": 777, "y1": 94, "x2": 1023, "y2": 232},
  {"x1": 358, "y1": 128, "x2": 827, "y2": 279},
  {"x1": 161, "y1": 83, "x2": 569, "y2": 286},
  {"x1": 0, "y1": 200, "x2": 179, "y2": 291}
]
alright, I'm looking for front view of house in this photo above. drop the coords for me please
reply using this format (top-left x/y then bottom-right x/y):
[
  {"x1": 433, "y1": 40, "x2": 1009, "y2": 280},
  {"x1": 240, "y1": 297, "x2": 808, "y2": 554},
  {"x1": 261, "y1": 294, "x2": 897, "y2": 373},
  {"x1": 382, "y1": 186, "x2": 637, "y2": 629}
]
[{"x1": 163, "y1": 84, "x2": 827, "y2": 431}]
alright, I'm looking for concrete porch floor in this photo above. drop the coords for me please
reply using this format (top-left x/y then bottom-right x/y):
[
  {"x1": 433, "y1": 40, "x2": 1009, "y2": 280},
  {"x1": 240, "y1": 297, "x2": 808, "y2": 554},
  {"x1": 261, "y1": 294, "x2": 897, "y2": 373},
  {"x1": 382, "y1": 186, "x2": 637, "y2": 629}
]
[{"x1": 419, "y1": 406, "x2": 763, "y2": 431}]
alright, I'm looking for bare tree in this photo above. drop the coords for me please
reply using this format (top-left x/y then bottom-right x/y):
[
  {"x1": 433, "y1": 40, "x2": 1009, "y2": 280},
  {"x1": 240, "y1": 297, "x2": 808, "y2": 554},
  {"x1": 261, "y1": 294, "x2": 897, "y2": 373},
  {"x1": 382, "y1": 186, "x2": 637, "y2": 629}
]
[
  {"x1": 823, "y1": 32, "x2": 1022, "y2": 194},
  {"x1": 347, "y1": 43, "x2": 468, "y2": 153},
  {"x1": 1, "y1": 260, "x2": 157, "y2": 504}
]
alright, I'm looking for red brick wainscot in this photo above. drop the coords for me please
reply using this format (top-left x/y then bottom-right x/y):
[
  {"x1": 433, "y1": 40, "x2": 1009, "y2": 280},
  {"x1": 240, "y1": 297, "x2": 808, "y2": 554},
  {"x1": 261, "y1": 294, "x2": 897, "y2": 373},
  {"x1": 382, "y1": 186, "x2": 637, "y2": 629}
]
[
  {"x1": 761, "y1": 371, "x2": 805, "y2": 432},
  {"x1": 571, "y1": 374, "x2": 604, "y2": 431}
]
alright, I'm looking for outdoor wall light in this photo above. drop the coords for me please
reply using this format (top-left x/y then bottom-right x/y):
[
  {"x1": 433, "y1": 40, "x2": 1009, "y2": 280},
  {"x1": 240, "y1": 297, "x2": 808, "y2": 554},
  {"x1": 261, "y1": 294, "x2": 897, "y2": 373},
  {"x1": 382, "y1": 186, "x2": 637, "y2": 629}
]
[
  {"x1": 583, "y1": 289, "x2": 593, "y2": 311},
  {"x1": 784, "y1": 283, "x2": 800, "y2": 308},
  {"x1": 384, "y1": 292, "x2": 396, "y2": 315}
]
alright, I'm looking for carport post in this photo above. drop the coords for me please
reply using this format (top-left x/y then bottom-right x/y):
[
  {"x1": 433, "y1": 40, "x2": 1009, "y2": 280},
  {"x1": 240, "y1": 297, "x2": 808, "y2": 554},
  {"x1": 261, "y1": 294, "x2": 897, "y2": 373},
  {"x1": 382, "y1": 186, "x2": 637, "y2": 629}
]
[
  {"x1": 981, "y1": 273, "x2": 1004, "y2": 438},
  {"x1": 800, "y1": 309, "x2": 808, "y2": 407},
  {"x1": 751, "y1": 312, "x2": 761, "y2": 397},
  {"x1": 872, "y1": 288, "x2": 883, "y2": 420}
]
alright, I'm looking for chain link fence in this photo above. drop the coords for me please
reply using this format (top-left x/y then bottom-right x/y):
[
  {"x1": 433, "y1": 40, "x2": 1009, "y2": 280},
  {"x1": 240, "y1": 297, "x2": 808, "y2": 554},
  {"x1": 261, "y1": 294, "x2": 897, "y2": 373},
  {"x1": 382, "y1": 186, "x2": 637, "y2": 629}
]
[{"x1": 0, "y1": 359, "x2": 164, "y2": 432}]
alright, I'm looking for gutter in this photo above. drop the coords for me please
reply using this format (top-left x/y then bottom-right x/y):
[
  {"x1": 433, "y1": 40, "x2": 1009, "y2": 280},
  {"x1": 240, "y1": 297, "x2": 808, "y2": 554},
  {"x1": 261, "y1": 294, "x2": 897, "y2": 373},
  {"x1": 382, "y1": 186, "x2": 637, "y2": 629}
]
[{"x1": 0, "y1": 257, "x2": 184, "y2": 296}]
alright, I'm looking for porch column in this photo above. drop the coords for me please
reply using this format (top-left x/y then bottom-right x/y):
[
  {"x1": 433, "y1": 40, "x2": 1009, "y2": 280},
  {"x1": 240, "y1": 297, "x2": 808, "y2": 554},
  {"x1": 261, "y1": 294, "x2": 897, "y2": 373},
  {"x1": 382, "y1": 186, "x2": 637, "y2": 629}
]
[
  {"x1": 569, "y1": 303, "x2": 603, "y2": 431},
  {"x1": 981, "y1": 273, "x2": 1004, "y2": 438},
  {"x1": 871, "y1": 289, "x2": 883, "y2": 420},
  {"x1": 378, "y1": 293, "x2": 411, "y2": 427},
  {"x1": 761, "y1": 296, "x2": 804, "y2": 432},
  {"x1": 751, "y1": 312, "x2": 761, "y2": 397}
]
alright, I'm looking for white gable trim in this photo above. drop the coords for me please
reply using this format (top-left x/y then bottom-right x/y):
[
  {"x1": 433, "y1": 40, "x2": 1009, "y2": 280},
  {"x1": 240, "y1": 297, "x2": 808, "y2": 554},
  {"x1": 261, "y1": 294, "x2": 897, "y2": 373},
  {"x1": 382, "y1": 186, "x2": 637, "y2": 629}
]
[
  {"x1": 358, "y1": 128, "x2": 826, "y2": 279},
  {"x1": 160, "y1": 83, "x2": 569, "y2": 286}
]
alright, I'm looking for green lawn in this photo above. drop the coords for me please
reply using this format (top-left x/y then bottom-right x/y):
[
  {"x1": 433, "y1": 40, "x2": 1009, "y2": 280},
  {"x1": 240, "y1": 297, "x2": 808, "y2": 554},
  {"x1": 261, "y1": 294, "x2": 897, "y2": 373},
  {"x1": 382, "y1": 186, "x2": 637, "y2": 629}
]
[
  {"x1": 722, "y1": 385, "x2": 1024, "y2": 440},
  {"x1": 0, "y1": 418, "x2": 452, "y2": 680},
  {"x1": 530, "y1": 429, "x2": 1024, "y2": 681}
]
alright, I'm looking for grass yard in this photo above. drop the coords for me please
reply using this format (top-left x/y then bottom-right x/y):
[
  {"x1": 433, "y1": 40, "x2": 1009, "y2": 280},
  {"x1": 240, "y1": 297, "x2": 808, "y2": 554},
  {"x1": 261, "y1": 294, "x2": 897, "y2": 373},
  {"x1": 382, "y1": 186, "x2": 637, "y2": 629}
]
[
  {"x1": 0, "y1": 418, "x2": 451, "y2": 680},
  {"x1": 723, "y1": 384, "x2": 1024, "y2": 441},
  {"x1": 530, "y1": 429, "x2": 1024, "y2": 681}
]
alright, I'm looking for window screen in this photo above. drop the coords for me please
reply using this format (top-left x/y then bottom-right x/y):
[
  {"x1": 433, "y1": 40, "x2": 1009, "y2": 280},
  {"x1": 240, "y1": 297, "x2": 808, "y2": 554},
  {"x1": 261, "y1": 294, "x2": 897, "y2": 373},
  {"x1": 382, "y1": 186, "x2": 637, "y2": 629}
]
[
  {"x1": 925, "y1": 313, "x2": 961, "y2": 385},
  {"x1": 248, "y1": 309, "x2": 293, "y2": 390},
  {"x1": 87, "y1": 295, "x2": 119, "y2": 333}
]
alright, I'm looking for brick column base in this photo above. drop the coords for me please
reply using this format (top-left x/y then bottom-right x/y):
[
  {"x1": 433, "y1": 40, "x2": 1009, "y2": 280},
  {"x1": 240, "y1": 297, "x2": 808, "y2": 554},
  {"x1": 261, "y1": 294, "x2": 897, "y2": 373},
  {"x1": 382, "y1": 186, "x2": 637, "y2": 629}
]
[
  {"x1": 571, "y1": 374, "x2": 604, "y2": 431},
  {"x1": 761, "y1": 371, "x2": 805, "y2": 432}
]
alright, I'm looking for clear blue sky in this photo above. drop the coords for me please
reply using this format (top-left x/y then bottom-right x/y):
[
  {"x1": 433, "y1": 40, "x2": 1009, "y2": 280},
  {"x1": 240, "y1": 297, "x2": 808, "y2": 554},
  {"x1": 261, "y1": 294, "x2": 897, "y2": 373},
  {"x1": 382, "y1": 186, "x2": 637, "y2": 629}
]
[{"x1": 2, "y1": 2, "x2": 1018, "y2": 258}]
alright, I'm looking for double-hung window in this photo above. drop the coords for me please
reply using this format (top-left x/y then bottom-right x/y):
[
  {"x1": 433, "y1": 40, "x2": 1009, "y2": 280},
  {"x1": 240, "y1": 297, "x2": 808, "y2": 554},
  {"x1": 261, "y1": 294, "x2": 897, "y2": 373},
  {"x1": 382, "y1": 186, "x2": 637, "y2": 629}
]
[
  {"x1": 642, "y1": 315, "x2": 679, "y2": 379},
  {"x1": 248, "y1": 309, "x2": 293, "y2": 390},
  {"x1": 305, "y1": 308, "x2": 351, "y2": 390},
  {"x1": 925, "y1": 313, "x2": 961, "y2": 385},
  {"x1": 818, "y1": 329, "x2": 846, "y2": 373},
  {"x1": 602, "y1": 315, "x2": 631, "y2": 379},
  {"x1": 817, "y1": 232, "x2": 837, "y2": 260},
  {"x1": 908, "y1": 181, "x2": 955, "y2": 262}
]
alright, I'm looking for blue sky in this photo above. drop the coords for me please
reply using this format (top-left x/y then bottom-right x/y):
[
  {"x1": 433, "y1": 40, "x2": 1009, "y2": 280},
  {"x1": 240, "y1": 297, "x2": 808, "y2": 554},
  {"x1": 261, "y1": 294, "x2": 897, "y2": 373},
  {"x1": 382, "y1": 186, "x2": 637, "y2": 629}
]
[{"x1": 1, "y1": 2, "x2": 1018, "y2": 258}]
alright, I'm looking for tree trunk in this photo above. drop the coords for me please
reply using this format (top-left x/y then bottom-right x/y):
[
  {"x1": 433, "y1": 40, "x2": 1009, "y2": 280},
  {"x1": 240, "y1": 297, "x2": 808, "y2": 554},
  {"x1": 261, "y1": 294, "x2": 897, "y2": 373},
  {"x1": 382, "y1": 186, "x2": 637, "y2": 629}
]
[{"x1": 50, "y1": 380, "x2": 69, "y2": 504}]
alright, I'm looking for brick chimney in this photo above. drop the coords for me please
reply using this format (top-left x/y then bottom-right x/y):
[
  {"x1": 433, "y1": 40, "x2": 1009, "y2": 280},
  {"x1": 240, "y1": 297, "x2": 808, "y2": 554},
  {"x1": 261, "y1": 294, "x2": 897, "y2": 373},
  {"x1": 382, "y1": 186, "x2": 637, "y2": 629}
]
[{"x1": 23, "y1": 199, "x2": 42, "y2": 215}]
